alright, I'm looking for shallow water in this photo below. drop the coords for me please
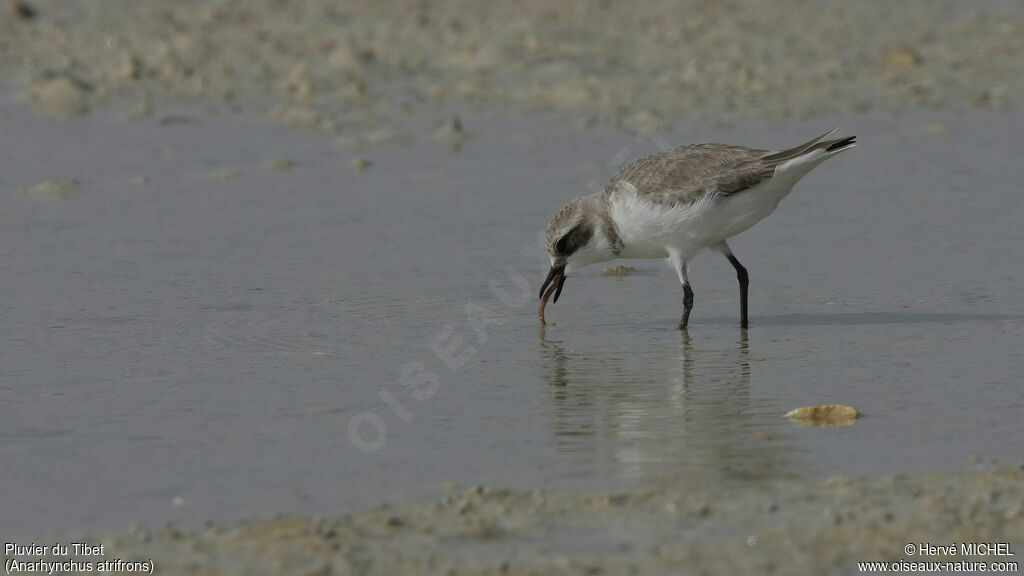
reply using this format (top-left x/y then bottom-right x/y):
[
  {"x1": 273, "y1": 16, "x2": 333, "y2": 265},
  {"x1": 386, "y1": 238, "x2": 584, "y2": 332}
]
[{"x1": 2, "y1": 97, "x2": 1022, "y2": 535}]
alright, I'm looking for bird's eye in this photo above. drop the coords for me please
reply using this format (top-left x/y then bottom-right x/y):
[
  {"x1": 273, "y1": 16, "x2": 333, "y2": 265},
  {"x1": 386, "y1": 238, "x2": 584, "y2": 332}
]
[{"x1": 555, "y1": 234, "x2": 570, "y2": 254}]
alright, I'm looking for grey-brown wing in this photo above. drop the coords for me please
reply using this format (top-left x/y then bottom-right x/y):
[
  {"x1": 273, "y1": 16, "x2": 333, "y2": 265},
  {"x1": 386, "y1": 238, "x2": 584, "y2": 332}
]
[
  {"x1": 605, "y1": 130, "x2": 848, "y2": 206},
  {"x1": 604, "y1": 144, "x2": 772, "y2": 206}
]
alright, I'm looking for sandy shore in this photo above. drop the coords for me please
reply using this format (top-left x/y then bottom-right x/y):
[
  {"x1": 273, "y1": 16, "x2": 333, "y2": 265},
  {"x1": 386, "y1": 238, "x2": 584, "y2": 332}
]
[
  {"x1": 1, "y1": 0, "x2": 1021, "y2": 130},
  {"x1": 6, "y1": 465, "x2": 1019, "y2": 575}
]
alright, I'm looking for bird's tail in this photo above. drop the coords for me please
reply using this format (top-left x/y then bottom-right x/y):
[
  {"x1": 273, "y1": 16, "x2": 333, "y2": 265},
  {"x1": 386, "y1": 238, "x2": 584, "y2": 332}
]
[
  {"x1": 763, "y1": 129, "x2": 856, "y2": 183},
  {"x1": 823, "y1": 135, "x2": 857, "y2": 154},
  {"x1": 763, "y1": 129, "x2": 857, "y2": 164}
]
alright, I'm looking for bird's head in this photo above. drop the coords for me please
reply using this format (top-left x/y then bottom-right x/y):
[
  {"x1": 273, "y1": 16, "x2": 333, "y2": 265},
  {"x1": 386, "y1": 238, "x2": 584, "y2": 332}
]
[{"x1": 540, "y1": 196, "x2": 609, "y2": 304}]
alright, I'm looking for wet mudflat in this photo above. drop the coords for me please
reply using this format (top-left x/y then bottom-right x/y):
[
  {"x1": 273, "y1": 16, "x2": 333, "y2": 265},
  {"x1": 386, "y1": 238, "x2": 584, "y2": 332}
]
[{"x1": 2, "y1": 97, "x2": 1022, "y2": 541}]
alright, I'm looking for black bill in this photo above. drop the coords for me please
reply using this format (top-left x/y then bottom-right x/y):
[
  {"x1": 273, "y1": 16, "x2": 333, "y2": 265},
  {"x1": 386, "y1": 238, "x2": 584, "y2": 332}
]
[{"x1": 539, "y1": 265, "x2": 567, "y2": 303}]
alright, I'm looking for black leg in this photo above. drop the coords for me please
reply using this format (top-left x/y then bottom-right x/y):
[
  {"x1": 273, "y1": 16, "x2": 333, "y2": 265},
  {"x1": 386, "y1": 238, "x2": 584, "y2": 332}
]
[
  {"x1": 726, "y1": 254, "x2": 749, "y2": 328},
  {"x1": 680, "y1": 282, "x2": 694, "y2": 329}
]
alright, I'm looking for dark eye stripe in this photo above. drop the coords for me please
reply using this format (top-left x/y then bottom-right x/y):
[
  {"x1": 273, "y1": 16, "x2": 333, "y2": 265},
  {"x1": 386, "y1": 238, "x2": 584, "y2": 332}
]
[{"x1": 555, "y1": 223, "x2": 592, "y2": 256}]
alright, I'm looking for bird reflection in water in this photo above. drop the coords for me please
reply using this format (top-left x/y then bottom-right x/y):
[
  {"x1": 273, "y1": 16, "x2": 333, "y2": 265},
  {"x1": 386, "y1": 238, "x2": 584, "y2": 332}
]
[{"x1": 539, "y1": 327, "x2": 796, "y2": 488}]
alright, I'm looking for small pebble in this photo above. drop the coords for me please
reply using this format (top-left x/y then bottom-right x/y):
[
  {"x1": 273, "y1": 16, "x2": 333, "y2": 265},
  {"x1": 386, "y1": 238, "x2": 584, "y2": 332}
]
[
  {"x1": 126, "y1": 97, "x2": 152, "y2": 120},
  {"x1": 209, "y1": 168, "x2": 239, "y2": 181},
  {"x1": 3, "y1": 0, "x2": 35, "y2": 20},
  {"x1": 267, "y1": 157, "x2": 294, "y2": 171},
  {"x1": 878, "y1": 47, "x2": 923, "y2": 70},
  {"x1": 785, "y1": 404, "x2": 860, "y2": 427},
  {"x1": 433, "y1": 116, "x2": 465, "y2": 150},
  {"x1": 22, "y1": 178, "x2": 77, "y2": 199},
  {"x1": 30, "y1": 75, "x2": 91, "y2": 119},
  {"x1": 602, "y1": 265, "x2": 635, "y2": 277}
]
